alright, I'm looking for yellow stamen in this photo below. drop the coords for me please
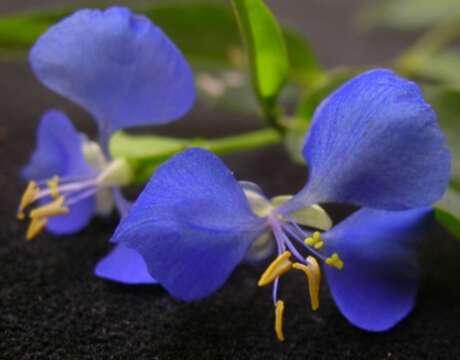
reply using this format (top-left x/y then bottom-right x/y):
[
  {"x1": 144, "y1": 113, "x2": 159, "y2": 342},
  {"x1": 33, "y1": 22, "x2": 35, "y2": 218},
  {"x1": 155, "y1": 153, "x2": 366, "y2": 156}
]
[
  {"x1": 304, "y1": 231, "x2": 324, "y2": 249},
  {"x1": 325, "y1": 253, "x2": 344, "y2": 270},
  {"x1": 275, "y1": 300, "x2": 285, "y2": 342},
  {"x1": 293, "y1": 256, "x2": 321, "y2": 311},
  {"x1": 29, "y1": 196, "x2": 69, "y2": 219},
  {"x1": 47, "y1": 176, "x2": 60, "y2": 199},
  {"x1": 18, "y1": 181, "x2": 39, "y2": 219},
  {"x1": 313, "y1": 241, "x2": 324, "y2": 249},
  {"x1": 26, "y1": 217, "x2": 48, "y2": 240},
  {"x1": 258, "y1": 251, "x2": 292, "y2": 287}
]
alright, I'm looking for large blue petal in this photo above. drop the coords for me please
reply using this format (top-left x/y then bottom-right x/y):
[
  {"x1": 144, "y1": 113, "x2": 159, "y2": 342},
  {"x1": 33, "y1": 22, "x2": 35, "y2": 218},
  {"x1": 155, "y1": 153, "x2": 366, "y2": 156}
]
[
  {"x1": 22, "y1": 110, "x2": 96, "y2": 234},
  {"x1": 95, "y1": 243, "x2": 157, "y2": 284},
  {"x1": 284, "y1": 69, "x2": 450, "y2": 212},
  {"x1": 323, "y1": 207, "x2": 432, "y2": 331},
  {"x1": 113, "y1": 148, "x2": 265, "y2": 301},
  {"x1": 30, "y1": 7, "x2": 195, "y2": 135}
]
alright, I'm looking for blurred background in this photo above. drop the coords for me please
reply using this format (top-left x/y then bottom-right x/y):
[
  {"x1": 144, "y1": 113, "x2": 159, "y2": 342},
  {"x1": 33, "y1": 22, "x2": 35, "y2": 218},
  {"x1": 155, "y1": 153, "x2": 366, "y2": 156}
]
[{"x1": 0, "y1": 0, "x2": 419, "y2": 70}]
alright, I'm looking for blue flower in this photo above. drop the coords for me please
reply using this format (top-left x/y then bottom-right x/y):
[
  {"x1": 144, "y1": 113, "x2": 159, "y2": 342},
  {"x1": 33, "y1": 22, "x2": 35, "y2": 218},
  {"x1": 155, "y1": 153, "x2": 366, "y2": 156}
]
[
  {"x1": 21, "y1": 110, "x2": 102, "y2": 236},
  {"x1": 18, "y1": 7, "x2": 195, "y2": 284},
  {"x1": 113, "y1": 69, "x2": 450, "y2": 339}
]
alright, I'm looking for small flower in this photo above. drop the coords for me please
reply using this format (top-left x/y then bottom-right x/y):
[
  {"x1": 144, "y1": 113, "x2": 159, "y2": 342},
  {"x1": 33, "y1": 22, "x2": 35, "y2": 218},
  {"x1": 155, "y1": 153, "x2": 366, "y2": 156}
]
[
  {"x1": 18, "y1": 7, "x2": 195, "y2": 284},
  {"x1": 112, "y1": 69, "x2": 450, "y2": 338},
  {"x1": 19, "y1": 110, "x2": 131, "y2": 237}
]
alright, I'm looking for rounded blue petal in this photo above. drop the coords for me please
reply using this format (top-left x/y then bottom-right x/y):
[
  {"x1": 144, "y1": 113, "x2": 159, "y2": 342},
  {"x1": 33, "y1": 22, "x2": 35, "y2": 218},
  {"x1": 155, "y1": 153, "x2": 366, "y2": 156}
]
[
  {"x1": 30, "y1": 7, "x2": 195, "y2": 134},
  {"x1": 113, "y1": 148, "x2": 265, "y2": 301},
  {"x1": 22, "y1": 110, "x2": 93, "y2": 181},
  {"x1": 46, "y1": 197, "x2": 95, "y2": 235},
  {"x1": 22, "y1": 110, "x2": 96, "y2": 234},
  {"x1": 287, "y1": 69, "x2": 450, "y2": 212},
  {"x1": 323, "y1": 207, "x2": 432, "y2": 331},
  {"x1": 95, "y1": 243, "x2": 157, "y2": 284}
]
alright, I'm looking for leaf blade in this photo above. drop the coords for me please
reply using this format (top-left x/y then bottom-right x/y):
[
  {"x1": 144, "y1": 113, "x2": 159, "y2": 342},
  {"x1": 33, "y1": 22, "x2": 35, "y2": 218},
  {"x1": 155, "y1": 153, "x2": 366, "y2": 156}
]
[{"x1": 231, "y1": 0, "x2": 289, "y2": 120}]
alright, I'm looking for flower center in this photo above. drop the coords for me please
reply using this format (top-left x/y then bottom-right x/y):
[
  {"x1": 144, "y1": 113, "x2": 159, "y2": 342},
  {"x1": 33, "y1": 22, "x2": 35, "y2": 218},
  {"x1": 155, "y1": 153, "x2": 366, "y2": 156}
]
[
  {"x1": 258, "y1": 213, "x2": 344, "y2": 342},
  {"x1": 17, "y1": 157, "x2": 131, "y2": 240}
]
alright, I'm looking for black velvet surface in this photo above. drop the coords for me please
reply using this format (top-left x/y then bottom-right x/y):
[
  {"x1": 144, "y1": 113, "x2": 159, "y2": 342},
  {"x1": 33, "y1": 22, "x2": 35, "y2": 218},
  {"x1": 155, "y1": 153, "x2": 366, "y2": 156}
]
[{"x1": 2, "y1": 1, "x2": 460, "y2": 358}]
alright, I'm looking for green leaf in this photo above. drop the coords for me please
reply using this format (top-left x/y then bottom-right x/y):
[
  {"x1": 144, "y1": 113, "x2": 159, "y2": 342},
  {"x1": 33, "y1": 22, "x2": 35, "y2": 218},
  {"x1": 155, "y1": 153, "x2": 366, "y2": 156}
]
[
  {"x1": 436, "y1": 187, "x2": 460, "y2": 239},
  {"x1": 355, "y1": 0, "x2": 459, "y2": 30},
  {"x1": 283, "y1": 29, "x2": 324, "y2": 86},
  {"x1": 231, "y1": 0, "x2": 289, "y2": 121}
]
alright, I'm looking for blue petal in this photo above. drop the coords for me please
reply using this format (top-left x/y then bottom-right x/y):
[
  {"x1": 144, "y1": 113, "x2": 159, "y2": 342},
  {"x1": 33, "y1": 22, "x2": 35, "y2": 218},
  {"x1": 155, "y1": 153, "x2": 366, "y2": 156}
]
[
  {"x1": 22, "y1": 110, "x2": 92, "y2": 180},
  {"x1": 95, "y1": 243, "x2": 157, "y2": 284},
  {"x1": 285, "y1": 69, "x2": 450, "y2": 212},
  {"x1": 323, "y1": 207, "x2": 432, "y2": 331},
  {"x1": 30, "y1": 7, "x2": 195, "y2": 135},
  {"x1": 114, "y1": 148, "x2": 265, "y2": 301},
  {"x1": 22, "y1": 110, "x2": 96, "y2": 234},
  {"x1": 46, "y1": 196, "x2": 95, "y2": 235}
]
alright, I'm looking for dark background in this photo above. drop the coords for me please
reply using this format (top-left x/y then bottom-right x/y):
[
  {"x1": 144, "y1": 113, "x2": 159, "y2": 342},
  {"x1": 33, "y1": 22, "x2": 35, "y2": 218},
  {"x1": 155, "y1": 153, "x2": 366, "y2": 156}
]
[{"x1": 1, "y1": 1, "x2": 460, "y2": 359}]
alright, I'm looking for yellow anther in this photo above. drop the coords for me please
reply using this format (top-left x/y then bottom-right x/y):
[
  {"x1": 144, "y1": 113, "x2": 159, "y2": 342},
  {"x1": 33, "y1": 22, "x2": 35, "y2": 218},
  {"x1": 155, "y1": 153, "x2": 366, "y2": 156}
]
[
  {"x1": 313, "y1": 241, "x2": 324, "y2": 249},
  {"x1": 293, "y1": 256, "x2": 321, "y2": 311},
  {"x1": 26, "y1": 217, "x2": 48, "y2": 241},
  {"x1": 258, "y1": 251, "x2": 292, "y2": 287},
  {"x1": 18, "y1": 181, "x2": 39, "y2": 219},
  {"x1": 304, "y1": 231, "x2": 324, "y2": 249},
  {"x1": 29, "y1": 196, "x2": 69, "y2": 219},
  {"x1": 325, "y1": 253, "x2": 344, "y2": 270},
  {"x1": 47, "y1": 176, "x2": 60, "y2": 199},
  {"x1": 275, "y1": 300, "x2": 285, "y2": 342}
]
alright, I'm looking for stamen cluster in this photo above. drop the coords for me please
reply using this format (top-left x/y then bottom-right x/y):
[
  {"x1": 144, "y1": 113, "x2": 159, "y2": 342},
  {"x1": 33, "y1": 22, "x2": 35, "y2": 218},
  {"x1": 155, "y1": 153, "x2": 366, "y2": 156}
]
[
  {"x1": 17, "y1": 176, "x2": 97, "y2": 239},
  {"x1": 257, "y1": 213, "x2": 344, "y2": 341}
]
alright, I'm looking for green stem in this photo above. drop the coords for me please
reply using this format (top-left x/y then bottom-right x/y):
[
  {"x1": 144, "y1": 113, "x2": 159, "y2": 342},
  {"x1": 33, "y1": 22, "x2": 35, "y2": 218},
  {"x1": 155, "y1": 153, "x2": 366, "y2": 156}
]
[
  {"x1": 114, "y1": 127, "x2": 282, "y2": 184},
  {"x1": 396, "y1": 12, "x2": 460, "y2": 75},
  {"x1": 204, "y1": 127, "x2": 281, "y2": 154}
]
